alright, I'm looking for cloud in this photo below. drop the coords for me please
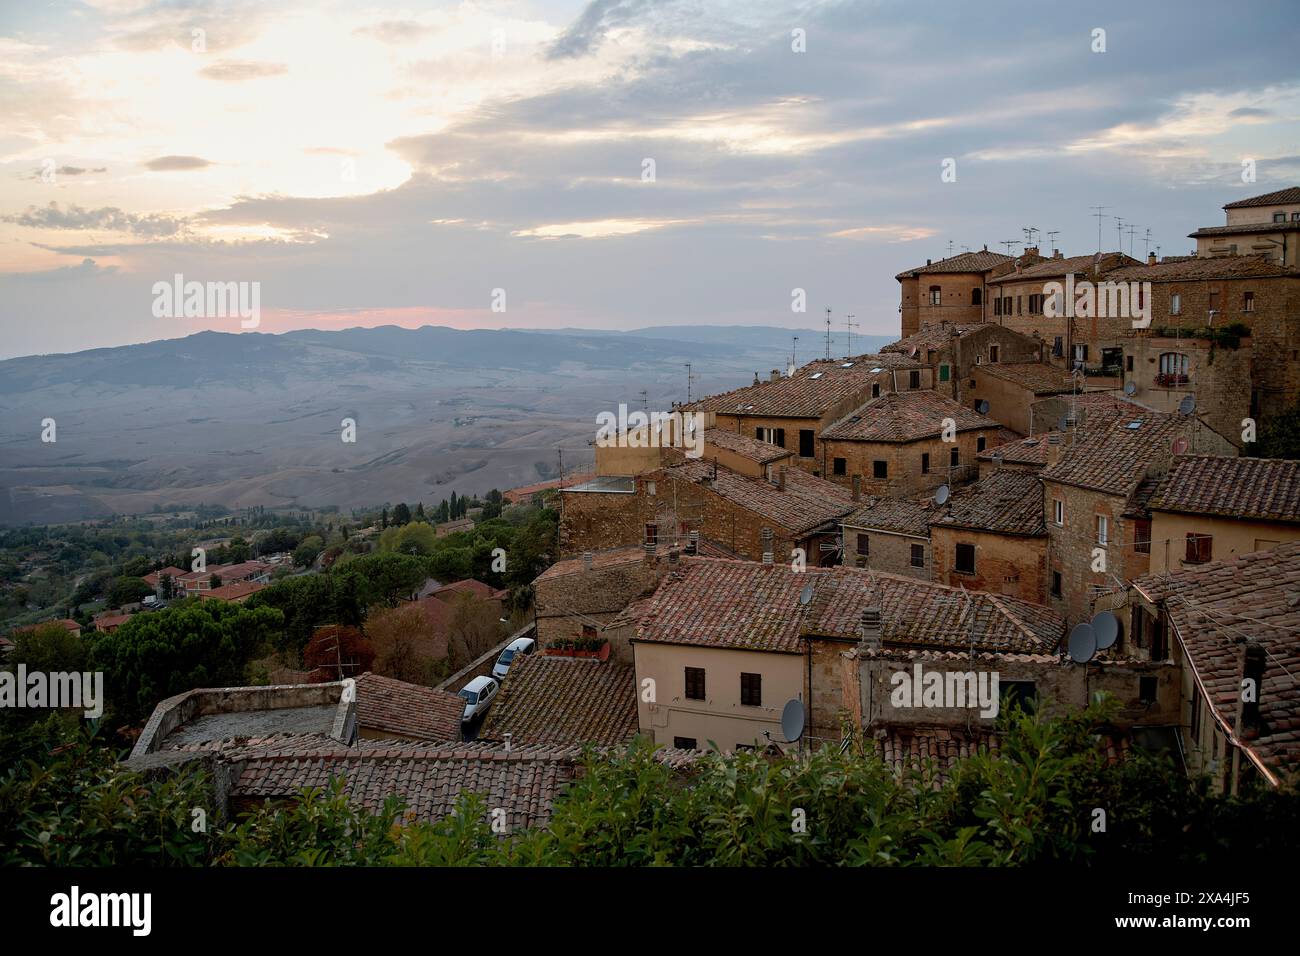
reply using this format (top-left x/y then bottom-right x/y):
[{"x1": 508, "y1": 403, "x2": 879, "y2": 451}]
[
  {"x1": 144, "y1": 155, "x2": 213, "y2": 171},
  {"x1": 1228, "y1": 106, "x2": 1273, "y2": 119},
  {"x1": 28, "y1": 166, "x2": 108, "y2": 179},
  {"x1": 547, "y1": 0, "x2": 674, "y2": 60},
  {"x1": 199, "y1": 59, "x2": 290, "y2": 81},
  {"x1": 4, "y1": 202, "x2": 185, "y2": 237},
  {"x1": 354, "y1": 20, "x2": 438, "y2": 45}
]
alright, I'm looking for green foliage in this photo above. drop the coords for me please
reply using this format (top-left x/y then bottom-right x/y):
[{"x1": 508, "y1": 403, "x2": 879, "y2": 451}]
[
  {"x1": 6, "y1": 621, "x2": 90, "y2": 674},
  {"x1": 293, "y1": 535, "x2": 324, "y2": 567},
  {"x1": 107, "y1": 575, "x2": 154, "y2": 607},
  {"x1": 1259, "y1": 401, "x2": 1300, "y2": 459}
]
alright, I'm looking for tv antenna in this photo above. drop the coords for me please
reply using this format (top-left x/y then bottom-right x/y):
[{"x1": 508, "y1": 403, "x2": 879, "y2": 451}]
[
  {"x1": 946, "y1": 239, "x2": 955, "y2": 256},
  {"x1": 684, "y1": 363, "x2": 694, "y2": 404},
  {"x1": 763, "y1": 698, "x2": 807, "y2": 749},
  {"x1": 824, "y1": 307, "x2": 832, "y2": 359},
  {"x1": 1090, "y1": 205, "x2": 1108, "y2": 253},
  {"x1": 1115, "y1": 216, "x2": 1124, "y2": 252},
  {"x1": 1125, "y1": 224, "x2": 1139, "y2": 257},
  {"x1": 1046, "y1": 230, "x2": 1060, "y2": 253},
  {"x1": 845, "y1": 313, "x2": 858, "y2": 357},
  {"x1": 1143, "y1": 228, "x2": 1153, "y2": 258},
  {"x1": 1022, "y1": 226, "x2": 1039, "y2": 247},
  {"x1": 1000, "y1": 239, "x2": 1018, "y2": 255}
]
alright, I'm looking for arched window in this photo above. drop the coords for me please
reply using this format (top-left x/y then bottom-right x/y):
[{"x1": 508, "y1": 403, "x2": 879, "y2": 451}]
[{"x1": 971, "y1": 288, "x2": 982, "y2": 305}]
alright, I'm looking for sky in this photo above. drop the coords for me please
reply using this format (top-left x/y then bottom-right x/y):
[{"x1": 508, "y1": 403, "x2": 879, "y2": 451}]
[{"x1": 0, "y1": 0, "x2": 1297, "y2": 358}]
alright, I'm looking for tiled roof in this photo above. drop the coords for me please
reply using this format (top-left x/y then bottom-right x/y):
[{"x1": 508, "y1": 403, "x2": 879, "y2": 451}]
[
  {"x1": 142, "y1": 566, "x2": 186, "y2": 587},
  {"x1": 703, "y1": 427, "x2": 794, "y2": 464},
  {"x1": 1149, "y1": 456, "x2": 1300, "y2": 523},
  {"x1": 871, "y1": 725, "x2": 999, "y2": 784},
  {"x1": 1108, "y1": 253, "x2": 1296, "y2": 281},
  {"x1": 986, "y1": 252, "x2": 1141, "y2": 283},
  {"x1": 683, "y1": 354, "x2": 918, "y2": 418},
  {"x1": 978, "y1": 435, "x2": 1050, "y2": 466},
  {"x1": 479, "y1": 656, "x2": 638, "y2": 747},
  {"x1": 1222, "y1": 186, "x2": 1300, "y2": 209},
  {"x1": 1133, "y1": 542, "x2": 1300, "y2": 783},
  {"x1": 430, "y1": 579, "x2": 508, "y2": 602},
  {"x1": 843, "y1": 495, "x2": 941, "y2": 537},
  {"x1": 504, "y1": 473, "x2": 595, "y2": 502},
  {"x1": 821, "y1": 390, "x2": 998, "y2": 442},
  {"x1": 354, "y1": 672, "x2": 463, "y2": 743},
  {"x1": 1189, "y1": 222, "x2": 1300, "y2": 239},
  {"x1": 930, "y1": 470, "x2": 1045, "y2": 536},
  {"x1": 895, "y1": 249, "x2": 1013, "y2": 279},
  {"x1": 880, "y1": 323, "x2": 988, "y2": 356},
  {"x1": 1041, "y1": 410, "x2": 1187, "y2": 497},
  {"x1": 628, "y1": 557, "x2": 1064, "y2": 655},
  {"x1": 535, "y1": 545, "x2": 646, "y2": 582},
  {"x1": 199, "y1": 580, "x2": 267, "y2": 602},
  {"x1": 659, "y1": 458, "x2": 854, "y2": 534},
  {"x1": 974, "y1": 362, "x2": 1088, "y2": 395}
]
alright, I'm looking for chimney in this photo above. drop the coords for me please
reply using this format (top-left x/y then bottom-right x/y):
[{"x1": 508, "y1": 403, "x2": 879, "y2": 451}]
[
  {"x1": 761, "y1": 527, "x2": 774, "y2": 564},
  {"x1": 643, "y1": 541, "x2": 656, "y2": 565},
  {"x1": 770, "y1": 369, "x2": 781, "y2": 382},
  {"x1": 1148, "y1": 252, "x2": 1158, "y2": 266},
  {"x1": 668, "y1": 549, "x2": 679, "y2": 566},
  {"x1": 1024, "y1": 245, "x2": 1039, "y2": 258},
  {"x1": 1053, "y1": 249, "x2": 1063, "y2": 259},
  {"x1": 778, "y1": 466, "x2": 786, "y2": 492},
  {"x1": 859, "y1": 607, "x2": 882, "y2": 650},
  {"x1": 1014, "y1": 258, "x2": 1022, "y2": 275},
  {"x1": 504, "y1": 732, "x2": 513, "y2": 754},
  {"x1": 1047, "y1": 431, "x2": 1063, "y2": 465},
  {"x1": 926, "y1": 258, "x2": 932, "y2": 266},
  {"x1": 582, "y1": 551, "x2": 593, "y2": 572},
  {"x1": 687, "y1": 530, "x2": 699, "y2": 555},
  {"x1": 1239, "y1": 640, "x2": 1266, "y2": 739},
  {"x1": 753, "y1": 371, "x2": 760, "y2": 385},
  {"x1": 851, "y1": 474, "x2": 861, "y2": 502},
  {"x1": 982, "y1": 244, "x2": 988, "y2": 251}
]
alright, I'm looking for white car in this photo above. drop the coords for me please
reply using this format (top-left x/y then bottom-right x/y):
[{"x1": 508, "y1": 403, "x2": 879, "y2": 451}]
[
  {"x1": 458, "y1": 675, "x2": 500, "y2": 722},
  {"x1": 491, "y1": 637, "x2": 537, "y2": 679}
]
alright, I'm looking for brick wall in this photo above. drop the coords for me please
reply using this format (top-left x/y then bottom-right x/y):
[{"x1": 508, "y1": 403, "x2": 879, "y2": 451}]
[
  {"x1": 843, "y1": 526, "x2": 930, "y2": 579},
  {"x1": 1044, "y1": 483, "x2": 1148, "y2": 625},
  {"x1": 820, "y1": 430, "x2": 988, "y2": 496},
  {"x1": 930, "y1": 526, "x2": 1048, "y2": 604},
  {"x1": 558, "y1": 490, "x2": 652, "y2": 554},
  {"x1": 1124, "y1": 335, "x2": 1251, "y2": 448}
]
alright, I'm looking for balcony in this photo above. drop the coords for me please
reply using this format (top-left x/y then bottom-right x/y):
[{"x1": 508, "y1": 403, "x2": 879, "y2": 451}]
[{"x1": 1153, "y1": 372, "x2": 1190, "y2": 388}]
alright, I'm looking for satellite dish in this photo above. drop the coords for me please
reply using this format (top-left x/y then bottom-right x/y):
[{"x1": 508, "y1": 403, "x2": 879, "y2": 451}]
[
  {"x1": 1068, "y1": 623, "x2": 1098, "y2": 664},
  {"x1": 1091, "y1": 611, "x2": 1121, "y2": 650},
  {"x1": 798, "y1": 581, "x2": 814, "y2": 606},
  {"x1": 934, "y1": 484, "x2": 950, "y2": 505},
  {"x1": 976, "y1": 399, "x2": 990, "y2": 414},
  {"x1": 1178, "y1": 394, "x2": 1196, "y2": 415},
  {"x1": 1124, "y1": 381, "x2": 1137, "y2": 396},
  {"x1": 1171, "y1": 436, "x2": 1189, "y2": 455},
  {"x1": 780, "y1": 699, "x2": 806, "y2": 743}
]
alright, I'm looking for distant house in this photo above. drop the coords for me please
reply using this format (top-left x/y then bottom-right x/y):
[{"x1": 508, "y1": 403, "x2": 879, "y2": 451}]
[
  {"x1": 10, "y1": 617, "x2": 83, "y2": 640},
  {"x1": 93, "y1": 611, "x2": 131, "y2": 634},
  {"x1": 176, "y1": 560, "x2": 273, "y2": 595},
  {"x1": 198, "y1": 580, "x2": 268, "y2": 604},
  {"x1": 841, "y1": 495, "x2": 937, "y2": 580},
  {"x1": 142, "y1": 566, "x2": 187, "y2": 598},
  {"x1": 881, "y1": 321, "x2": 1043, "y2": 403},
  {"x1": 435, "y1": 517, "x2": 475, "y2": 537},
  {"x1": 353, "y1": 672, "x2": 463, "y2": 743}
]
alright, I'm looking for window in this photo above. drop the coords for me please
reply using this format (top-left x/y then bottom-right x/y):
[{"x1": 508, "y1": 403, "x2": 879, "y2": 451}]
[
  {"x1": 939, "y1": 364, "x2": 950, "y2": 382},
  {"x1": 775, "y1": 428, "x2": 786, "y2": 448},
  {"x1": 833, "y1": 457, "x2": 846, "y2": 476},
  {"x1": 740, "y1": 672, "x2": 762, "y2": 706},
  {"x1": 929, "y1": 285, "x2": 942, "y2": 305},
  {"x1": 1096, "y1": 515, "x2": 1108, "y2": 546},
  {"x1": 872, "y1": 460, "x2": 888, "y2": 479},
  {"x1": 1158, "y1": 352, "x2": 1189, "y2": 386},
  {"x1": 1185, "y1": 533, "x2": 1212, "y2": 564},
  {"x1": 1053, "y1": 499, "x2": 1064, "y2": 526},
  {"x1": 1052, "y1": 336, "x2": 1064, "y2": 357},
  {"x1": 1000, "y1": 681, "x2": 1037, "y2": 711},
  {"x1": 1208, "y1": 289, "x2": 1220, "y2": 313},
  {"x1": 1293, "y1": 212, "x2": 1300, "y2": 222},
  {"x1": 921, "y1": 452, "x2": 931, "y2": 474},
  {"x1": 646, "y1": 480, "x2": 656, "y2": 496},
  {"x1": 1170, "y1": 293, "x2": 1181, "y2": 315},
  {"x1": 1027, "y1": 294, "x2": 1042, "y2": 314},
  {"x1": 856, "y1": 534, "x2": 869, "y2": 557},
  {"x1": 684, "y1": 666, "x2": 705, "y2": 701},
  {"x1": 1274, "y1": 212, "x2": 1287, "y2": 223},
  {"x1": 1051, "y1": 571, "x2": 1062, "y2": 597},
  {"x1": 1244, "y1": 291, "x2": 1255, "y2": 312},
  {"x1": 949, "y1": 447, "x2": 959, "y2": 467},
  {"x1": 988, "y1": 345, "x2": 1000, "y2": 363},
  {"x1": 1072, "y1": 343, "x2": 1089, "y2": 366},
  {"x1": 972, "y1": 288, "x2": 982, "y2": 305},
  {"x1": 871, "y1": 382, "x2": 881, "y2": 398},
  {"x1": 1126, "y1": 354, "x2": 1134, "y2": 372},
  {"x1": 910, "y1": 544, "x2": 925, "y2": 568},
  {"x1": 909, "y1": 370, "x2": 921, "y2": 389},
  {"x1": 955, "y1": 543, "x2": 976, "y2": 574},
  {"x1": 994, "y1": 297, "x2": 1002, "y2": 316},
  {"x1": 674, "y1": 736, "x2": 698, "y2": 750},
  {"x1": 1016, "y1": 295, "x2": 1023, "y2": 315},
  {"x1": 1134, "y1": 519, "x2": 1151, "y2": 554},
  {"x1": 799, "y1": 429, "x2": 815, "y2": 458},
  {"x1": 645, "y1": 523, "x2": 658, "y2": 546},
  {"x1": 977, "y1": 436, "x2": 986, "y2": 452},
  {"x1": 1139, "y1": 676, "x2": 1158, "y2": 705}
]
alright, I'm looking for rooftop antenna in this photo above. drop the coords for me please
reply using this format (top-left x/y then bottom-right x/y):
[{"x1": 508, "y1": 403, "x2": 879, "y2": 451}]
[
  {"x1": 845, "y1": 313, "x2": 858, "y2": 357},
  {"x1": 1046, "y1": 230, "x2": 1060, "y2": 253},
  {"x1": 1090, "y1": 205, "x2": 1108, "y2": 253},
  {"x1": 946, "y1": 239, "x2": 955, "y2": 256},
  {"x1": 824, "y1": 307, "x2": 832, "y2": 360},
  {"x1": 999, "y1": 239, "x2": 1018, "y2": 255},
  {"x1": 639, "y1": 389, "x2": 648, "y2": 414},
  {"x1": 1115, "y1": 216, "x2": 1124, "y2": 253},
  {"x1": 791, "y1": 335, "x2": 799, "y2": 371},
  {"x1": 1143, "y1": 228, "x2": 1153, "y2": 258},
  {"x1": 1125, "y1": 224, "x2": 1139, "y2": 257},
  {"x1": 684, "y1": 363, "x2": 694, "y2": 404}
]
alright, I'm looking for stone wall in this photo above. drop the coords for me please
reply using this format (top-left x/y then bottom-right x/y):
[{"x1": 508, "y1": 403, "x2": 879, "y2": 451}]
[{"x1": 930, "y1": 526, "x2": 1048, "y2": 605}]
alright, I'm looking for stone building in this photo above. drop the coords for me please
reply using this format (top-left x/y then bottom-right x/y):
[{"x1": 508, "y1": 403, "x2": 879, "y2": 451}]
[
  {"x1": 841, "y1": 494, "x2": 939, "y2": 579},
  {"x1": 1146, "y1": 456, "x2": 1300, "y2": 573},
  {"x1": 968, "y1": 361, "x2": 1113, "y2": 436},
  {"x1": 928, "y1": 469, "x2": 1049, "y2": 605},
  {"x1": 1190, "y1": 185, "x2": 1300, "y2": 268},
  {"x1": 881, "y1": 321, "x2": 1045, "y2": 403},
  {"x1": 818, "y1": 389, "x2": 1000, "y2": 496},
  {"x1": 895, "y1": 248, "x2": 1018, "y2": 338}
]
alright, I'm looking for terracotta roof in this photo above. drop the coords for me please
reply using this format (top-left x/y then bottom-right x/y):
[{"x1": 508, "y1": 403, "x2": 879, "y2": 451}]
[
  {"x1": 430, "y1": 579, "x2": 507, "y2": 602},
  {"x1": 1107, "y1": 253, "x2": 1295, "y2": 281},
  {"x1": 480, "y1": 656, "x2": 638, "y2": 747},
  {"x1": 880, "y1": 323, "x2": 989, "y2": 356},
  {"x1": 535, "y1": 546, "x2": 646, "y2": 582},
  {"x1": 986, "y1": 252, "x2": 1141, "y2": 283},
  {"x1": 1149, "y1": 456, "x2": 1300, "y2": 523},
  {"x1": 895, "y1": 249, "x2": 1013, "y2": 279},
  {"x1": 821, "y1": 390, "x2": 998, "y2": 442},
  {"x1": 1189, "y1": 222, "x2": 1300, "y2": 239},
  {"x1": 1133, "y1": 542, "x2": 1300, "y2": 783},
  {"x1": 974, "y1": 362, "x2": 1091, "y2": 395},
  {"x1": 930, "y1": 470, "x2": 1045, "y2": 536},
  {"x1": 1041, "y1": 410, "x2": 1187, "y2": 498},
  {"x1": 683, "y1": 354, "x2": 918, "y2": 418},
  {"x1": 659, "y1": 458, "x2": 854, "y2": 534},
  {"x1": 978, "y1": 435, "x2": 1051, "y2": 466},
  {"x1": 871, "y1": 725, "x2": 999, "y2": 783},
  {"x1": 142, "y1": 566, "x2": 186, "y2": 587},
  {"x1": 10, "y1": 617, "x2": 82, "y2": 635},
  {"x1": 703, "y1": 427, "x2": 794, "y2": 464},
  {"x1": 354, "y1": 672, "x2": 463, "y2": 743},
  {"x1": 199, "y1": 580, "x2": 268, "y2": 602},
  {"x1": 843, "y1": 495, "x2": 940, "y2": 537},
  {"x1": 1222, "y1": 186, "x2": 1300, "y2": 209},
  {"x1": 628, "y1": 557, "x2": 1064, "y2": 655},
  {"x1": 504, "y1": 473, "x2": 595, "y2": 502}
]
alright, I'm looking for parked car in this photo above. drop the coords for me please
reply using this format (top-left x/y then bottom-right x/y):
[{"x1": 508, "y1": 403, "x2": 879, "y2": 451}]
[
  {"x1": 458, "y1": 675, "x2": 499, "y2": 722},
  {"x1": 491, "y1": 637, "x2": 537, "y2": 679}
]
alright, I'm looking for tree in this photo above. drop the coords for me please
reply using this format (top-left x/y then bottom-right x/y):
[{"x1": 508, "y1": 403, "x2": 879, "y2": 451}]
[
  {"x1": 293, "y1": 535, "x2": 324, "y2": 568},
  {"x1": 8, "y1": 622, "x2": 88, "y2": 675},
  {"x1": 302, "y1": 625, "x2": 374, "y2": 681},
  {"x1": 366, "y1": 604, "x2": 441, "y2": 684},
  {"x1": 1258, "y1": 402, "x2": 1300, "y2": 459},
  {"x1": 391, "y1": 502, "x2": 412, "y2": 526},
  {"x1": 435, "y1": 499, "x2": 450, "y2": 523},
  {"x1": 159, "y1": 573, "x2": 175, "y2": 601},
  {"x1": 208, "y1": 573, "x2": 223, "y2": 589},
  {"x1": 445, "y1": 593, "x2": 503, "y2": 669},
  {"x1": 107, "y1": 576, "x2": 153, "y2": 608},
  {"x1": 415, "y1": 502, "x2": 426, "y2": 521},
  {"x1": 381, "y1": 506, "x2": 389, "y2": 529},
  {"x1": 227, "y1": 536, "x2": 251, "y2": 563}
]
